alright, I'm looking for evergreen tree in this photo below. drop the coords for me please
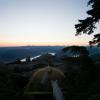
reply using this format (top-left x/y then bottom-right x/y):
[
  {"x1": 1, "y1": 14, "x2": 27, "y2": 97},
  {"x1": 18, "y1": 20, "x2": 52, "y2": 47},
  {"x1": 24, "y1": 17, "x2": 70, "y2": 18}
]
[{"x1": 75, "y1": 0, "x2": 100, "y2": 47}]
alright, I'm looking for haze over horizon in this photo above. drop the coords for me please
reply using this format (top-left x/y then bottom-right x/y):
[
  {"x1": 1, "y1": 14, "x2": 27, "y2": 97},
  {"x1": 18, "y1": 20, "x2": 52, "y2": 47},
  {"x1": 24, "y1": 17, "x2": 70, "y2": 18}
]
[{"x1": 0, "y1": 0, "x2": 100, "y2": 47}]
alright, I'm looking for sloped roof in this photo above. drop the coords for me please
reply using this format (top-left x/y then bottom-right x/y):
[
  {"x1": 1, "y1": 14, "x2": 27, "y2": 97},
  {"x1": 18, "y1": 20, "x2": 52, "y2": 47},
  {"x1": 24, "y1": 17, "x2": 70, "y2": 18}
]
[{"x1": 24, "y1": 66, "x2": 65, "y2": 94}]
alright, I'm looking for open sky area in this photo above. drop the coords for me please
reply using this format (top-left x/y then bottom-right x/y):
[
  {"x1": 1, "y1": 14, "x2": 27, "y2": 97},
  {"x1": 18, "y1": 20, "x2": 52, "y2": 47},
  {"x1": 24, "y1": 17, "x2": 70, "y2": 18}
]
[{"x1": 0, "y1": 0, "x2": 100, "y2": 47}]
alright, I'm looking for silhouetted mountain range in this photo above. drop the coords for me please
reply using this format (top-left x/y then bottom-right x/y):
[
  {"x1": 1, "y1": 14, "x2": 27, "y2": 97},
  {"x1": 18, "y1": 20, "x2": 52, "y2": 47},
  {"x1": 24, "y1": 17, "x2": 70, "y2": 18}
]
[
  {"x1": 0, "y1": 46, "x2": 64, "y2": 63},
  {"x1": 0, "y1": 46, "x2": 100, "y2": 63}
]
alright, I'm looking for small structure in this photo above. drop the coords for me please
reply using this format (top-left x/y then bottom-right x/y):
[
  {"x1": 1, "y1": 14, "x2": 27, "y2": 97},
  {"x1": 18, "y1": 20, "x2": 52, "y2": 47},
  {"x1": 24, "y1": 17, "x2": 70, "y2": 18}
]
[
  {"x1": 26, "y1": 56, "x2": 31, "y2": 62},
  {"x1": 24, "y1": 66, "x2": 66, "y2": 100}
]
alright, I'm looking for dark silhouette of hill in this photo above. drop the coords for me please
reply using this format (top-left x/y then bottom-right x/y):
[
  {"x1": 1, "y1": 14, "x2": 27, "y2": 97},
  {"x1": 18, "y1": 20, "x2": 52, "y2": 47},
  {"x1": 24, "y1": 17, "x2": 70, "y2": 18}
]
[
  {"x1": 0, "y1": 46, "x2": 99, "y2": 63},
  {"x1": 0, "y1": 46, "x2": 64, "y2": 62}
]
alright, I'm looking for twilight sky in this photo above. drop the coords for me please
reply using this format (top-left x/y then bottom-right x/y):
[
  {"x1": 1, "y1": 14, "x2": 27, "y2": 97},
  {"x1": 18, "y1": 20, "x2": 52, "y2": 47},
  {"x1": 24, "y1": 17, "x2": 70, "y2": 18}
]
[{"x1": 0, "y1": 0, "x2": 100, "y2": 47}]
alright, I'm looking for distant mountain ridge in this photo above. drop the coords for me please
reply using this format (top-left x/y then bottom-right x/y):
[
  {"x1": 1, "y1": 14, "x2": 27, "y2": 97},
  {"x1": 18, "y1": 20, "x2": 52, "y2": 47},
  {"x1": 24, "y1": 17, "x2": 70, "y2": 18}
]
[
  {"x1": 0, "y1": 46, "x2": 100, "y2": 63},
  {"x1": 87, "y1": 47, "x2": 100, "y2": 60},
  {"x1": 0, "y1": 46, "x2": 64, "y2": 62}
]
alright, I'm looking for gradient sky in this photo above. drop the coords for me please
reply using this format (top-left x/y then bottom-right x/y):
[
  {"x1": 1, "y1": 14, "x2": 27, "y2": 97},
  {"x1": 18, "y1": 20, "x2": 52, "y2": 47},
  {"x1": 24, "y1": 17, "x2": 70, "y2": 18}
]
[{"x1": 0, "y1": 0, "x2": 100, "y2": 47}]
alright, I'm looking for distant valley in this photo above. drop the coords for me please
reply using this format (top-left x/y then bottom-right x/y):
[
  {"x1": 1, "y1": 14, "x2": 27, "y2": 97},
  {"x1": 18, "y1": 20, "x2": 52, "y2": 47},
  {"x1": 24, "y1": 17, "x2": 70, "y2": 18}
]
[
  {"x1": 0, "y1": 46, "x2": 64, "y2": 63},
  {"x1": 0, "y1": 46, "x2": 100, "y2": 63}
]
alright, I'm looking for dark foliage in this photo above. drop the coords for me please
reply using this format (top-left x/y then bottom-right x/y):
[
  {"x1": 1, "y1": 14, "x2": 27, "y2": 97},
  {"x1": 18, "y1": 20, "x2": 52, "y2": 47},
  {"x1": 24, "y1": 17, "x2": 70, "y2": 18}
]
[
  {"x1": 0, "y1": 68, "x2": 29, "y2": 100},
  {"x1": 62, "y1": 46, "x2": 99, "y2": 100},
  {"x1": 64, "y1": 56, "x2": 97, "y2": 100},
  {"x1": 62, "y1": 46, "x2": 89, "y2": 56},
  {"x1": 89, "y1": 33, "x2": 100, "y2": 47},
  {"x1": 75, "y1": 0, "x2": 100, "y2": 46}
]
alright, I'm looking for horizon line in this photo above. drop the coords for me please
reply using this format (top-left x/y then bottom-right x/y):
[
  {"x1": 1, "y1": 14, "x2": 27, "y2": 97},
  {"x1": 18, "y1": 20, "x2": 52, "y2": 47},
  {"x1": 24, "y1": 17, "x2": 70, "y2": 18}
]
[{"x1": 0, "y1": 44, "x2": 89, "y2": 48}]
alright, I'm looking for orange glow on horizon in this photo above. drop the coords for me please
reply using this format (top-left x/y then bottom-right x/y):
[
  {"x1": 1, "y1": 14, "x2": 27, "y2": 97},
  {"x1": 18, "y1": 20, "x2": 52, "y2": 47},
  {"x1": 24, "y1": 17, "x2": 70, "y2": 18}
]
[{"x1": 0, "y1": 40, "x2": 89, "y2": 47}]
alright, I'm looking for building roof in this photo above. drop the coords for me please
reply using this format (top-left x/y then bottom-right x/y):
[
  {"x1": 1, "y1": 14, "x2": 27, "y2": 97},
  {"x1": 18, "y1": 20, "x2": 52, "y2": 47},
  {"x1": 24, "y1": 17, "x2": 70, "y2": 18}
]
[{"x1": 24, "y1": 66, "x2": 65, "y2": 94}]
